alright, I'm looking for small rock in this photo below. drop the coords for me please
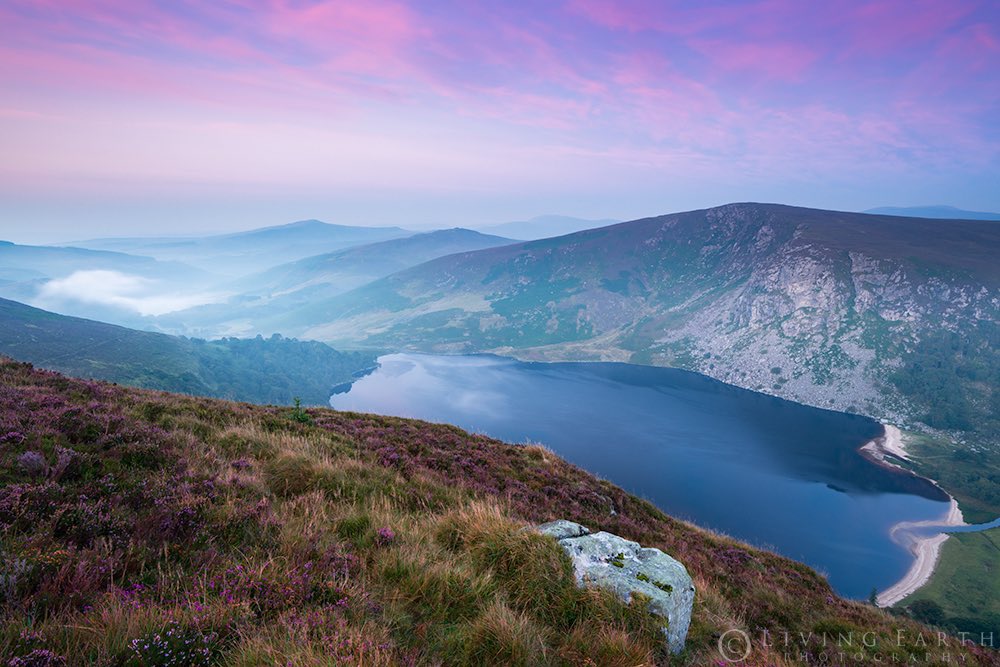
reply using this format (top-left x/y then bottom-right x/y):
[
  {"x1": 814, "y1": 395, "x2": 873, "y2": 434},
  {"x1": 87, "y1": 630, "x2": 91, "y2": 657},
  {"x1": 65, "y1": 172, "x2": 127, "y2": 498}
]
[
  {"x1": 538, "y1": 521, "x2": 695, "y2": 654},
  {"x1": 536, "y1": 519, "x2": 590, "y2": 540},
  {"x1": 17, "y1": 451, "x2": 47, "y2": 477}
]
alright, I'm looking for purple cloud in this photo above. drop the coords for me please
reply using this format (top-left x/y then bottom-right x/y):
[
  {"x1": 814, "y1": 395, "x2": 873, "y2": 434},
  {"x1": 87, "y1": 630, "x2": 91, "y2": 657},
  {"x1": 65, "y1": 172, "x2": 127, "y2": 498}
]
[{"x1": 0, "y1": 0, "x2": 997, "y2": 237}]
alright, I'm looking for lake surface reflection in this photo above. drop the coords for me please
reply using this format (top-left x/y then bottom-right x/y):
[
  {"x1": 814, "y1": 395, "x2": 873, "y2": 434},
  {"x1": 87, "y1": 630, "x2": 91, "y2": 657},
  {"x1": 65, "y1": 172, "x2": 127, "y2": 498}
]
[{"x1": 330, "y1": 353, "x2": 950, "y2": 599}]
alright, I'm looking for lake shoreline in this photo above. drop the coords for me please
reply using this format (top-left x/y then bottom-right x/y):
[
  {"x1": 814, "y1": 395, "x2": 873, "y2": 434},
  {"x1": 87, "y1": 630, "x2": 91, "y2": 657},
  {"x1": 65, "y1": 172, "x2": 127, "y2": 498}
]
[
  {"x1": 339, "y1": 353, "x2": 952, "y2": 599},
  {"x1": 863, "y1": 426, "x2": 967, "y2": 607}
]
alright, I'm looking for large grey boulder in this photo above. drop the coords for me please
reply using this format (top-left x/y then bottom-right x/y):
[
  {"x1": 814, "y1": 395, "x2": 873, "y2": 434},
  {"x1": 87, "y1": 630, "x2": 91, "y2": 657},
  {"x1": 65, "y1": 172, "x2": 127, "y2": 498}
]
[{"x1": 537, "y1": 520, "x2": 695, "y2": 654}]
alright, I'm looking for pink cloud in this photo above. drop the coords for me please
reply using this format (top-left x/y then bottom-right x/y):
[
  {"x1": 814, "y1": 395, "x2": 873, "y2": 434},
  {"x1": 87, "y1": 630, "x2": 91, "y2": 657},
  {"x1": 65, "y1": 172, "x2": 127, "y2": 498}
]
[
  {"x1": 839, "y1": 0, "x2": 977, "y2": 56},
  {"x1": 689, "y1": 40, "x2": 818, "y2": 81},
  {"x1": 0, "y1": 0, "x2": 996, "y2": 203}
]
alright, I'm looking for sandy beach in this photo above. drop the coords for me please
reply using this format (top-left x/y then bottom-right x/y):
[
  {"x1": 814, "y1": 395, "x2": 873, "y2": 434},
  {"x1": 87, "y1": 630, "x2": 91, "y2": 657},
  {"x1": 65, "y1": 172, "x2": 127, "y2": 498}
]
[
  {"x1": 868, "y1": 425, "x2": 967, "y2": 607},
  {"x1": 859, "y1": 424, "x2": 911, "y2": 468}
]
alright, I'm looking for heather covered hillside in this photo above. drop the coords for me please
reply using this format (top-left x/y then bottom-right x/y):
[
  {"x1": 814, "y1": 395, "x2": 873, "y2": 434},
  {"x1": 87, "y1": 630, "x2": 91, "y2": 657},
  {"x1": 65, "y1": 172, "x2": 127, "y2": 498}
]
[{"x1": 1, "y1": 359, "x2": 996, "y2": 666}]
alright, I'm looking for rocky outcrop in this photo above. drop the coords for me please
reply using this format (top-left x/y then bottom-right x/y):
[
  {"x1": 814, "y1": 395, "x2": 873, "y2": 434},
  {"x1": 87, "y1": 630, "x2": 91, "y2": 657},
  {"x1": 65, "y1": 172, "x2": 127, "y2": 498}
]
[{"x1": 537, "y1": 520, "x2": 695, "y2": 654}]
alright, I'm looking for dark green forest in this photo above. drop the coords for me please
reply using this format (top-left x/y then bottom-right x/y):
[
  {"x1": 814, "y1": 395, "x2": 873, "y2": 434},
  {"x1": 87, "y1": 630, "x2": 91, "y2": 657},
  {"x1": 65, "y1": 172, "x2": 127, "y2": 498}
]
[
  {"x1": 0, "y1": 297, "x2": 376, "y2": 405},
  {"x1": 890, "y1": 320, "x2": 1000, "y2": 432},
  {"x1": 890, "y1": 320, "x2": 1000, "y2": 518}
]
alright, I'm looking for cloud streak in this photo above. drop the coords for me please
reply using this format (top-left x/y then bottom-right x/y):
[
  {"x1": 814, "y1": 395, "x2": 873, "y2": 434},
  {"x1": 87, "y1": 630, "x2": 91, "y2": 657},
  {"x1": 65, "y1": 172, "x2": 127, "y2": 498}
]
[{"x1": 0, "y1": 0, "x2": 997, "y2": 235}]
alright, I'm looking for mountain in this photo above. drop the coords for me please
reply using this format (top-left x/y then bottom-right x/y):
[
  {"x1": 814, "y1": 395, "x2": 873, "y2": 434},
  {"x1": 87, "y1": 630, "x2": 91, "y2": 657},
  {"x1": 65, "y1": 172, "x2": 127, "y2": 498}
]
[
  {"x1": 153, "y1": 228, "x2": 517, "y2": 338},
  {"x1": 864, "y1": 206, "x2": 1000, "y2": 221},
  {"x1": 0, "y1": 240, "x2": 205, "y2": 287},
  {"x1": 479, "y1": 214, "x2": 620, "y2": 240},
  {"x1": 0, "y1": 241, "x2": 214, "y2": 326},
  {"x1": 2, "y1": 358, "x2": 990, "y2": 665},
  {"x1": 0, "y1": 297, "x2": 375, "y2": 405},
  {"x1": 236, "y1": 227, "x2": 516, "y2": 297},
  {"x1": 275, "y1": 203, "x2": 1000, "y2": 515},
  {"x1": 73, "y1": 219, "x2": 413, "y2": 276}
]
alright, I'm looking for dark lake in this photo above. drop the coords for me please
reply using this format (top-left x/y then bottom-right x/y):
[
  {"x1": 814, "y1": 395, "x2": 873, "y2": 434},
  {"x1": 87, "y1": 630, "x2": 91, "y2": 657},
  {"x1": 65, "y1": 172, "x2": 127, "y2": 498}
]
[{"x1": 329, "y1": 353, "x2": 951, "y2": 599}]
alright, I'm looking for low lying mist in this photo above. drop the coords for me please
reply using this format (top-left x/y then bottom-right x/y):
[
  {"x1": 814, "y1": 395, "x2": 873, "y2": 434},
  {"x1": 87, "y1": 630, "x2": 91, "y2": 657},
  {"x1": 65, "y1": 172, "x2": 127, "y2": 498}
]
[{"x1": 35, "y1": 270, "x2": 226, "y2": 317}]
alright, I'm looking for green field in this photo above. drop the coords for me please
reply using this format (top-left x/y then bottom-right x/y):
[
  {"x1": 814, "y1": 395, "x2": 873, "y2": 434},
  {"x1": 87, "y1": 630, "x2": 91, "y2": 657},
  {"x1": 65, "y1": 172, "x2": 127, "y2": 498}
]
[
  {"x1": 901, "y1": 527, "x2": 1000, "y2": 638},
  {"x1": 886, "y1": 430, "x2": 1000, "y2": 639}
]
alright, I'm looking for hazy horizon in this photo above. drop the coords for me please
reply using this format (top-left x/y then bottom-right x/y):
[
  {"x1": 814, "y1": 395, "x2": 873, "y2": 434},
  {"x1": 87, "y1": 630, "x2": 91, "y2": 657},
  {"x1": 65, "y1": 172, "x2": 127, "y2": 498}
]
[
  {"x1": 6, "y1": 201, "x2": 1000, "y2": 247},
  {"x1": 2, "y1": 1, "x2": 998, "y2": 243}
]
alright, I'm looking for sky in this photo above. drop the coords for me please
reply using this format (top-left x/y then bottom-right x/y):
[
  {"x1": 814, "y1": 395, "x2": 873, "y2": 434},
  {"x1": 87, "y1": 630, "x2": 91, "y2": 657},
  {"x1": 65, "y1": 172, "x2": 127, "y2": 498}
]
[{"x1": 1, "y1": 0, "x2": 998, "y2": 242}]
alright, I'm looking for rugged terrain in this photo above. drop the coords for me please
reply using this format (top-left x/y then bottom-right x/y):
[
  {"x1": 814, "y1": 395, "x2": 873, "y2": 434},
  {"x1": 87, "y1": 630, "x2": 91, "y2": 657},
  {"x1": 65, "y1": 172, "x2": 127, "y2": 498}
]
[
  {"x1": 1, "y1": 359, "x2": 995, "y2": 666},
  {"x1": 266, "y1": 204, "x2": 998, "y2": 512}
]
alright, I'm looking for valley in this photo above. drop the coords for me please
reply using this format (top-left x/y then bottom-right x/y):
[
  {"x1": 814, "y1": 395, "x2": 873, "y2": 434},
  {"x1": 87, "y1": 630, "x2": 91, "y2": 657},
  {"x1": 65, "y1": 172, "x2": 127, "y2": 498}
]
[{"x1": 0, "y1": 297, "x2": 375, "y2": 406}]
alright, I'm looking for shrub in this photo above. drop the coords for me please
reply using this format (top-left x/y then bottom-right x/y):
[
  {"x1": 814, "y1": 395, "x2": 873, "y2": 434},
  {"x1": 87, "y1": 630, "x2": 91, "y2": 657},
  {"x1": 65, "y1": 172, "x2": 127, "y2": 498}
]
[
  {"x1": 289, "y1": 397, "x2": 312, "y2": 425},
  {"x1": 0, "y1": 483, "x2": 63, "y2": 531},
  {"x1": 53, "y1": 497, "x2": 130, "y2": 549},
  {"x1": 263, "y1": 455, "x2": 318, "y2": 497},
  {"x1": 17, "y1": 452, "x2": 47, "y2": 478},
  {"x1": 125, "y1": 621, "x2": 221, "y2": 667},
  {"x1": 7, "y1": 649, "x2": 68, "y2": 667},
  {"x1": 375, "y1": 527, "x2": 395, "y2": 547},
  {"x1": 459, "y1": 600, "x2": 548, "y2": 666}
]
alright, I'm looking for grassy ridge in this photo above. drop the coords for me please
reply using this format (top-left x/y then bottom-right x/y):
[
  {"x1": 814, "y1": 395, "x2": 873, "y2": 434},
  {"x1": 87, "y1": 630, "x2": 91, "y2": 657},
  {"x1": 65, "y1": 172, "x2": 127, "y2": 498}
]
[
  {"x1": 0, "y1": 297, "x2": 376, "y2": 406},
  {"x1": 903, "y1": 528, "x2": 1000, "y2": 639},
  {"x1": 0, "y1": 359, "x2": 996, "y2": 665}
]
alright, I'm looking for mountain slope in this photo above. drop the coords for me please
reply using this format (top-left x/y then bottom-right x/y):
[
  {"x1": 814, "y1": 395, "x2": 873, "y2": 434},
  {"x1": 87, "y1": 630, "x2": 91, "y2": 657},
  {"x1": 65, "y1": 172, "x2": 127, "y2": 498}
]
[
  {"x1": 0, "y1": 297, "x2": 374, "y2": 405},
  {"x1": 276, "y1": 203, "x2": 999, "y2": 509},
  {"x1": 237, "y1": 227, "x2": 516, "y2": 297},
  {"x1": 0, "y1": 241, "x2": 215, "y2": 327},
  {"x1": 73, "y1": 219, "x2": 413, "y2": 276},
  {"x1": 0, "y1": 240, "x2": 205, "y2": 288},
  {"x1": 154, "y1": 228, "x2": 516, "y2": 338},
  {"x1": 2, "y1": 359, "x2": 993, "y2": 665},
  {"x1": 864, "y1": 206, "x2": 1000, "y2": 221}
]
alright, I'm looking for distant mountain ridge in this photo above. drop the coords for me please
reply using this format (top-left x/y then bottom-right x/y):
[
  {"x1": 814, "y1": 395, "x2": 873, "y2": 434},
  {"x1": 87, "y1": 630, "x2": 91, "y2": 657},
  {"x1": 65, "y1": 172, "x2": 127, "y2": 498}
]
[
  {"x1": 73, "y1": 219, "x2": 414, "y2": 276},
  {"x1": 479, "y1": 214, "x2": 620, "y2": 240},
  {"x1": 0, "y1": 241, "x2": 203, "y2": 285},
  {"x1": 864, "y1": 206, "x2": 1000, "y2": 221},
  {"x1": 155, "y1": 227, "x2": 516, "y2": 338},
  {"x1": 237, "y1": 227, "x2": 515, "y2": 297}
]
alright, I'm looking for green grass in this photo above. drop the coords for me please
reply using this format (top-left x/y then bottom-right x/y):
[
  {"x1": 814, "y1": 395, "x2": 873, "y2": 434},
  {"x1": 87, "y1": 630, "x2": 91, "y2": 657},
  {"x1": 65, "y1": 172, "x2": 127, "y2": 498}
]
[
  {"x1": 906, "y1": 433, "x2": 1000, "y2": 524},
  {"x1": 902, "y1": 528, "x2": 1000, "y2": 637},
  {"x1": 887, "y1": 431, "x2": 1000, "y2": 637}
]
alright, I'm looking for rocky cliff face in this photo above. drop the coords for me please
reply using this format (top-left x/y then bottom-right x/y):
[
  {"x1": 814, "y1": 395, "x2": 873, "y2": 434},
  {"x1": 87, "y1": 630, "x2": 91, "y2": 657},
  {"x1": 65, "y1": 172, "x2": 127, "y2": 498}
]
[
  {"x1": 278, "y1": 203, "x2": 1000, "y2": 436},
  {"x1": 648, "y1": 208, "x2": 998, "y2": 423}
]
